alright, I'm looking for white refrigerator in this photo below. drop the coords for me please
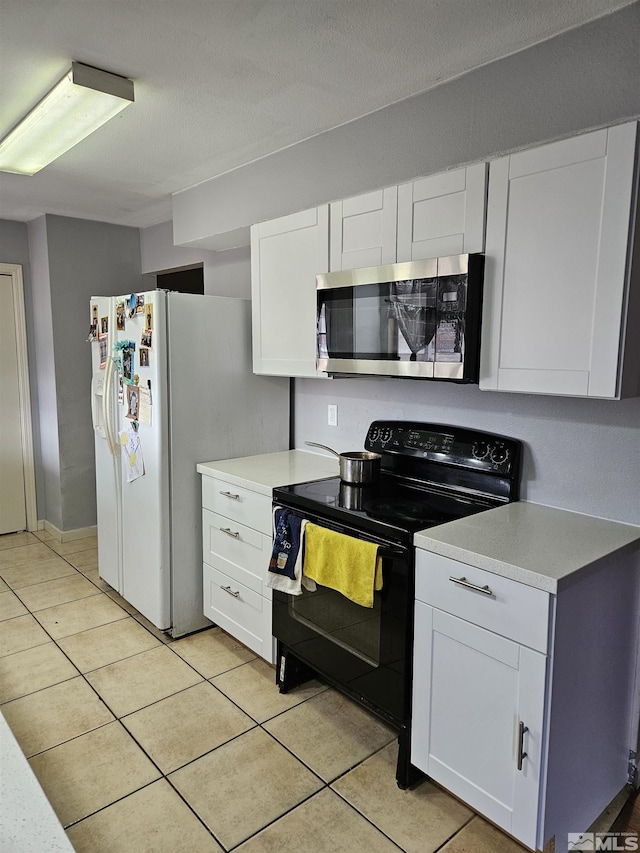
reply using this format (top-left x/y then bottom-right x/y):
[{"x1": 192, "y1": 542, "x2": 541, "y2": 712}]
[{"x1": 90, "y1": 290, "x2": 290, "y2": 637}]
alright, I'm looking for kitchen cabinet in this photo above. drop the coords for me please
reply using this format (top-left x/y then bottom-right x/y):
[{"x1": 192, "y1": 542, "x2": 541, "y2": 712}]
[
  {"x1": 413, "y1": 554, "x2": 548, "y2": 849},
  {"x1": 329, "y1": 187, "x2": 397, "y2": 271},
  {"x1": 396, "y1": 164, "x2": 487, "y2": 261},
  {"x1": 250, "y1": 165, "x2": 488, "y2": 378},
  {"x1": 480, "y1": 121, "x2": 640, "y2": 398},
  {"x1": 329, "y1": 165, "x2": 487, "y2": 271},
  {"x1": 413, "y1": 502, "x2": 640, "y2": 851},
  {"x1": 250, "y1": 205, "x2": 329, "y2": 378},
  {"x1": 202, "y1": 476, "x2": 275, "y2": 662},
  {"x1": 198, "y1": 451, "x2": 338, "y2": 663}
]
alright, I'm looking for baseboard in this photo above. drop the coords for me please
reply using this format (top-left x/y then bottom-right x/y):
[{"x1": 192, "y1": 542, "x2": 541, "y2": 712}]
[
  {"x1": 588, "y1": 784, "x2": 634, "y2": 835},
  {"x1": 42, "y1": 521, "x2": 97, "y2": 542}
]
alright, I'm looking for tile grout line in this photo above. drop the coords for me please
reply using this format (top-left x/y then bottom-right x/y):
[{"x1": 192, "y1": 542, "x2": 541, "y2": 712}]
[
  {"x1": 1, "y1": 537, "x2": 226, "y2": 848},
  {"x1": 3, "y1": 547, "x2": 409, "y2": 852},
  {"x1": 1, "y1": 534, "x2": 483, "y2": 853}
]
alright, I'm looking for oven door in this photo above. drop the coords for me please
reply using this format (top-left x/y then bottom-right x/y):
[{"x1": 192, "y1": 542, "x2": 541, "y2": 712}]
[{"x1": 272, "y1": 518, "x2": 413, "y2": 728}]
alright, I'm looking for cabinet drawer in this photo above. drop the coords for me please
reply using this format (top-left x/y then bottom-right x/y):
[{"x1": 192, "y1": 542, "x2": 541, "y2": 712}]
[
  {"x1": 202, "y1": 477, "x2": 272, "y2": 534},
  {"x1": 415, "y1": 551, "x2": 550, "y2": 653},
  {"x1": 203, "y1": 563, "x2": 273, "y2": 662},
  {"x1": 202, "y1": 509, "x2": 272, "y2": 596}
]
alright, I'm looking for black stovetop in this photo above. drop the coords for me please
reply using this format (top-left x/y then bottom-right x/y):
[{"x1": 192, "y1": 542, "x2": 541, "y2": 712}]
[
  {"x1": 274, "y1": 421, "x2": 523, "y2": 546},
  {"x1": 273, "y1": 474, "x2": 497, "y2": 546}
]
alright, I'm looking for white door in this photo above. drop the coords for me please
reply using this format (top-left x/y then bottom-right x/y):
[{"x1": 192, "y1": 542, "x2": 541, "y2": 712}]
[
  {"x1": 251, "y1": 205, "x2": 329, "y2": 378},
  {"x1": 480, "y1": 121, "x2": 637, "y2": 397},
  {"x1": 329, "y1": 187, "x2": 397, "y2": 270},
  {"x1": 0, "y1": 274, "x2": 26, "y2": 534},
  {"x1": 412, "y1": 602, "x2": 546, "y2": 849}
]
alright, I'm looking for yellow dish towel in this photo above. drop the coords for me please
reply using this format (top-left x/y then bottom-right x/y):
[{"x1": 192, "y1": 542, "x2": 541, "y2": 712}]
[{"x1": 303, "y1": 523, "x2": 383, "y2": 608}]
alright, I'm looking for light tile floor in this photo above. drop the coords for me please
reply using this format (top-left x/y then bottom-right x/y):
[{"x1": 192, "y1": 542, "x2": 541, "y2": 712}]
[{"x1": 0, "y1": 530, "x2": 531, "y2": 853}]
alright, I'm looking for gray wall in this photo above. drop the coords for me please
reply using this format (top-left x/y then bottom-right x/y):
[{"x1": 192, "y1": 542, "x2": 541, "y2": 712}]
[
  {"x1": 140, "y1": 220, "x2": 214, "y2": 274},
  {"x1": 173, "y1": 3, "x2": 640, "y2": 248},
  {"x1": 3, "y1": 5, "x2": 640, "y2": 531},
  {"x1": 141, "y1": 220, "x2": 251, "y2": 297},
  {"x1": 175, "y1": 1, "x2": 640, "y2": 528},
  {"x1": 274, "y1": 5, "x2": 640, "y2": 530},
  {"x1": 12, "y1": 215, "x2": 142, "y2": 531},
  {"x1": 293, "y1": 379, "x2": 640, "y2": 526},
  {"x1": 42, "y1": 215, "x2": 142, "y2": 530},
  {"x1": 203, "y1": 247, "x2": 250, "y2": 299}
]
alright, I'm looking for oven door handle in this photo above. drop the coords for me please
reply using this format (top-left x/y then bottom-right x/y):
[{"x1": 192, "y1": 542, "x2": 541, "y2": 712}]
[{"x1": 378, "y1": 547, "x2": 408, "y2": 561}]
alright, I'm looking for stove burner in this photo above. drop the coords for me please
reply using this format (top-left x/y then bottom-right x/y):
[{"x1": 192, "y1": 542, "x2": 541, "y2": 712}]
[{"x1": 363, "y1": 497, "x2": 447, "y2": 525}]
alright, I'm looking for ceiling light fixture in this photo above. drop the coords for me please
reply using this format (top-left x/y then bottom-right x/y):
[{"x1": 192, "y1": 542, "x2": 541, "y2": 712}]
[{"x1": 0, "y1": 62, "x2": 134, "y2": 176}]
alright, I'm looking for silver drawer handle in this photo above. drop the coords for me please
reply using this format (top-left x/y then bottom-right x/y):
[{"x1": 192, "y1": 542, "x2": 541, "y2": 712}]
[
  {"x1": 220, "y1": 490, "x2": 240, "y2": 500},
  {"x1": 220, "y1": 527, "x2": 240, "y2": 539},
  {"x1": 220, "y1": 584, "x2": 240, "y2": 598},
  {"x1": 517, "y1": 720, "x2": 529, "y2": 770},
  {"x1": 449, "y1": 575, "x2": 493, "y2": 596}
]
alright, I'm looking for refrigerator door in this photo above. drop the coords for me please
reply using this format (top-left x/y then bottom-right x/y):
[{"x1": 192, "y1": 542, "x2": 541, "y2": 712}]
[
  {"x1": 113, "y1": 290, "x2": 171, "y2": 630},
  {"x1": 90, "y1": 296, "x2": 122, "y2": 591}
]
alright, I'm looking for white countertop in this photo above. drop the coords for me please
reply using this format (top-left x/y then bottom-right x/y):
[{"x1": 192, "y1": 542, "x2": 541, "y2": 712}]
[
  {"x1": 197, "y1": 449, "x2": 338, "y2": 496},
  {"x1": 415, "y1": 501, "x2": 640, "y2": 593},
  {"x1": 0, "y1": 712, "x2": 74, "y2": 852},
  {"x1": 198, "y1": 452, "x2": 640, "y2": 594}
]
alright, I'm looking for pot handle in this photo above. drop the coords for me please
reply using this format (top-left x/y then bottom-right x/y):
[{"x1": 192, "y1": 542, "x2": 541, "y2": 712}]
[{"x1": 305, "y1": 441, "x2": 341, "y2": 458}]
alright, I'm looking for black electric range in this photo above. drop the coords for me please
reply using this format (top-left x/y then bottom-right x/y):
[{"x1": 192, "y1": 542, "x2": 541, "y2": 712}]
[{"x1": 272, "y1": 420, "x2": 523, "y2": 789}]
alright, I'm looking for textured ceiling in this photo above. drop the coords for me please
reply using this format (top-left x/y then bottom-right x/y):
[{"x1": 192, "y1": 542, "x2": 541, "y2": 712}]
[{"x1": 0, "y1": 0, "x2": 634, "y2": 228}]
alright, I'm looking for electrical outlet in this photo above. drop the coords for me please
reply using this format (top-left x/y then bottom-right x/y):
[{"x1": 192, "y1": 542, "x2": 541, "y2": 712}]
[{"x1": 328, "y1": 404, "x2": 338, "y2": 426}]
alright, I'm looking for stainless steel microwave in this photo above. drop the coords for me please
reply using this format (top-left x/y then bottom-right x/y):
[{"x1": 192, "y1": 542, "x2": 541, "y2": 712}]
[{"x1": 316, "y1": 254, "x2": 484, "y2": 381}]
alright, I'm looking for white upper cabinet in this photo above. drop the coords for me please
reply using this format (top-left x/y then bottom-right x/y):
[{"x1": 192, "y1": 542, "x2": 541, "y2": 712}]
[
  {"x1": 480, "y1": 121, "x2": 639, "y2": 398},
  {"x1": 396, "y1": 163, "x2": 487, "y2": 262},
  {"x1": 251, "y1": 205, "x2": 329, "y2": 378},
  {"x1": 329, "y1": 164, "x2": 487, "y2": 272},
  {"x1": 329, "y1": 187, "x2": 398, "y2": 271}
]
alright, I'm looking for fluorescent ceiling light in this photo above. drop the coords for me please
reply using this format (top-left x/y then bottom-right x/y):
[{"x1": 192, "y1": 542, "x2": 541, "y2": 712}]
[{"x1": 0, "y1": 62, "x2": 134, "y2": 176}]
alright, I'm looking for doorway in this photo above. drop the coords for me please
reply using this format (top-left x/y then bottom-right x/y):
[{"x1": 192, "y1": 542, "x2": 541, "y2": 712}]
[
  {"x1": 157, "y1": 266, "x2": 204, "y2": 294},
  {"x1": 0, "y1": 264, "x2": 37, "y2": 533}
]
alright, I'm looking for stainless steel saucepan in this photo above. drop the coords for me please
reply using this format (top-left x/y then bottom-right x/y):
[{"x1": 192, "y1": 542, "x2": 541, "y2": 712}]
[{"x1": 305, "y1": 441, "x2": 381, "y2": 485}]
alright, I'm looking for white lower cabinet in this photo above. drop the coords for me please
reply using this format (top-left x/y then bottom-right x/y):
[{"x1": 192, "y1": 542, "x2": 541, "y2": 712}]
[
  {"x1": 413, "y1": 602, "x2": 546, "y2": 849},
  {"x1": 412, "y1": 547, "x2": 640, "y2": 850},
  {"x1": 202, "y1": 477, "x2": 275, "y2": 662},
  {"x1": 412, "y1": 554, "x2": 548, "y2": 849}
]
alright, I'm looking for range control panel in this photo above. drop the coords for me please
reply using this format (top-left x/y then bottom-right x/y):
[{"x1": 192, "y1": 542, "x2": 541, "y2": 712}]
[{"x1": 365, "y1": 420, "x2": 522, "y2": 476}]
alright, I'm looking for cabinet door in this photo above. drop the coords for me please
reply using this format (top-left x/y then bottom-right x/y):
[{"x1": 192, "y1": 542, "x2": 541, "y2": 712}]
[
  {"x1": 412, "y1": 602, "x2": 546, "y2": 850},
  {"x1": 251, "y1": 206, "x2": 329, "y2": 377},
  {"x1": 480, "y1": 122, "x2": 638, "y2": 397},
  {"x1": 396, "y1": 164, "x2": 487, "y2": 262},
  {"x1": 329, "y1": 187, "x2": 397, "y2": 270}
]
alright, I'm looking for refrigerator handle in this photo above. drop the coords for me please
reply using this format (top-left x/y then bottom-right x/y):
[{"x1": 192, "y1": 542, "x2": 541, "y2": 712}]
[
  {"x1": 90, "y1": 374, "x2": 100, "y2": 432},
  {"x1": 102, "y1": 357, "x2": 119, "y2": 456}
]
